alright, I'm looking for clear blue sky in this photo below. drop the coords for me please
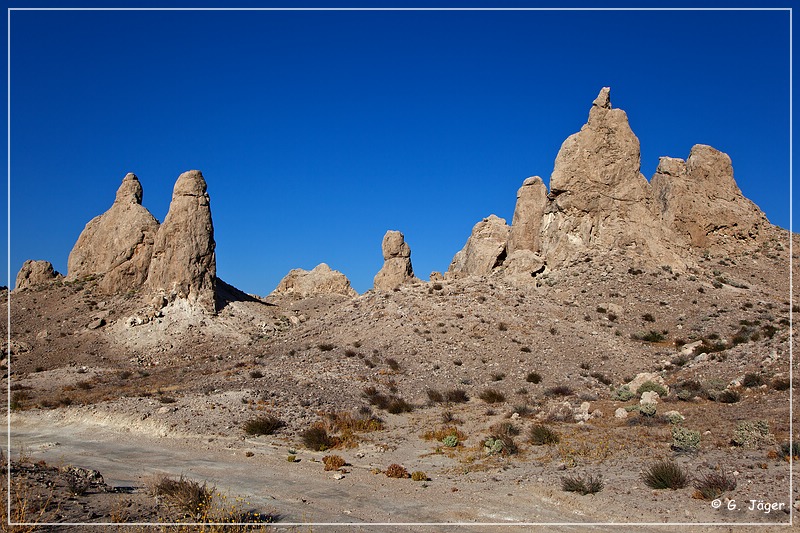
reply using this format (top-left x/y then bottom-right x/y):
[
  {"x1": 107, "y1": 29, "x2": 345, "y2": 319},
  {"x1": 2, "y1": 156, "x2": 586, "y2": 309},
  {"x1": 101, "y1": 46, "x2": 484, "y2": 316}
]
[{"x1": 5, "y1": 3, "x2": 794, "y2": 294}]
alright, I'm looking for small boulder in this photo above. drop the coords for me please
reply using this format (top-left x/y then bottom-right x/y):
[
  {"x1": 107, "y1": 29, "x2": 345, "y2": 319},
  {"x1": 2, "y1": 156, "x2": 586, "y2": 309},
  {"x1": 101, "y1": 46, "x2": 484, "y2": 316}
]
[
  {"x1": 15, "y1": 260, "x2": 61, "y2": 290},
  {"x1": 273, "y1": 263, "x2": 357, "y2": 298}
]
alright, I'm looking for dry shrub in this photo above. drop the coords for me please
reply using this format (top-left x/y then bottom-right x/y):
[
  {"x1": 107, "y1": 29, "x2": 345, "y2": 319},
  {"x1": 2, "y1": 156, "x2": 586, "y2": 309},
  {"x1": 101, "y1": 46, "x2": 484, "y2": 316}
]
[
  {"x1": 529, "y1": 424, "x2": 560, "y2": 445},
  {"x1": 411, "y1": 471, "x2": 428, "y2": 482},
  {"x1": 693, "y1": 470, "x2": 736, "y2": 500},
  {"x1": 301, "y1": 425, "x2": 334, "y2": 451},
  {"x1": 243, "y1": 415, "x2": 285, "y2": 436},
  {"x1": 479, "y1": 388, "x2": 506, "y2": 404},
  {"x1": 385, "y1": 464, "x2": 409, "y2": 478},
  {"x1": 152, "y1": 475, "x2": 213, "y2": 517},
  {"x1": 641, "y1": 460, "x2": 689, "y2": 490},
  {"x1": 561, "y1": 473, "x2": 603, "y2": 495},
  {"x1": 421, "y1": 426, "x2": 466, "y2": 441},
  {"x1": 322, "y1": 455, "x2": 346, "y2": 471}
]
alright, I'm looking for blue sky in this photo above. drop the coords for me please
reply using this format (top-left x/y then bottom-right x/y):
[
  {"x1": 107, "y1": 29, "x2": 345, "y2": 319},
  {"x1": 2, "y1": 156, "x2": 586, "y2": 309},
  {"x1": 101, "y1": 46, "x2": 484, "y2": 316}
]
[{"x1": 5, "y1": 4, "x2": 793, "y2": 295}]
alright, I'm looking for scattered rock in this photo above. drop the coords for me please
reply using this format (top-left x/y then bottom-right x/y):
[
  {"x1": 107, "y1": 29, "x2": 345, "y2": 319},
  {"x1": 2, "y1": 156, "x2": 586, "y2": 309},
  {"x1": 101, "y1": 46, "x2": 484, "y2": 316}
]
[
  {"x1": 373, "y1": 231, "x2": 415, "y2": 291},
  {"x1": 86, "y1": 318, "x2": 106, "y2": 330},
  {"x1": 640, "y1": 391, "x2": 659, "y2": 405},
  {"x1": 626, "y1": 372, "x2": 669, "y2": 396}
]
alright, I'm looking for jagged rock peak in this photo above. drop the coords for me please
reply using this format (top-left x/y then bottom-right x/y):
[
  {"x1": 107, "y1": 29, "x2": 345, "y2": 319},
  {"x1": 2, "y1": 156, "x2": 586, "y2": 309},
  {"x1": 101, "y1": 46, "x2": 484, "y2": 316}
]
[
  {"x1": 651, "y1": 144, "x2": 767, "y2": 251},
  {"x1": 446, "y1": 215, "x2": 510, "y2": 278},
  {"x1": 508, "y1": 176, "x2": 547, "y2": 255},
  {"x1": 374, "y1": 230, "x2": 415, "y2": 291},
  {"x1": 114, "y1": 173, "x2": 144, "y2": 204},
  {"x1": 67, "y1": 173, "x2": 160, "y2": 292},
  {"x1": 146, "y1": 170, "x2": 217, "y2": 312},
  {"x1": 273, "y1": 263, "x2": 357, "y2": 298},
  {"x1": 539, "y1": 87, "x2": 684, "y2": 269},
  {"x1": 15, "y1": 260, "x2": 61, "y2": 290},
  {"x1": 592, "y1": 86, "x2": 611, "y2": 109}
]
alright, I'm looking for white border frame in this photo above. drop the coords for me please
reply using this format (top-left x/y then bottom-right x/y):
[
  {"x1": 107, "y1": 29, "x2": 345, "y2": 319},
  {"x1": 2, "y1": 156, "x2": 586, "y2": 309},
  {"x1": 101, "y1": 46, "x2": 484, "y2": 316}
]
[{"x1": 5, "y1": 4, "x2": 794, "y2": 528}]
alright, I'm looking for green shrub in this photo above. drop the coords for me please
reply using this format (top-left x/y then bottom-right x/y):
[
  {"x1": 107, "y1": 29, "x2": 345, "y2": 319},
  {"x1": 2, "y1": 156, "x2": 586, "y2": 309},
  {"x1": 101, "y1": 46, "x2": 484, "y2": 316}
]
[
  {"x1": 638, "y1": 403, "x2": 657, "y2": 417},
  {"x1": 442, "y1": 435, "x2": 459, "y2": 448},
  {"x1": 732, "y1": 420, "x2": 773, "y2": 448},
  {"x1": 641, "y1": 460, "x2": 689, "y2": 490},
  {"x1": 671, "y1": 426, "x2": 701, "y2": 452},
  {"x1": 322, "y1": 455, "x2": 346, "y2": 471},
  {"x1": 636, "y1": 381, "x2": 667, "y2": 397},
  {"x1": 612, "y1": 385, "x2": 634, "y2": 401},
  {"x1": 483, "y1": 435, "x2": 517, "y2": 456},
  {"x1": 561, "y1": 473, "x2": 603, "y2": 495},
  {"x1": 529, "y1": 424, "x2": 559, "y2": 445},
  {"x1": 778, "y1": 441, "x2": 800, "y2": 460}
]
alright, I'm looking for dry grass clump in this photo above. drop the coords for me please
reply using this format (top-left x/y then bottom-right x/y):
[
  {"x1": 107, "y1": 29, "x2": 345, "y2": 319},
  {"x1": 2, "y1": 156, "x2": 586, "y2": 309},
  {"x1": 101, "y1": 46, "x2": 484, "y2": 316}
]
[
  {"x1": 489, "y1": 421, "x2": 520, "y2": 437},
  {"x1": 318, "y1": 343, "x2": 335, "y2": 352},
  {"x1": 561, "y1": 473, "x2": 603, "y2": 495},
  {"x1": 641, "y1": 460, "x2": 689, "y2": 490},
  {"x1": 322, "y1": 455, "x2": 346, "y2": 471},
  {"x1": 152, "y1": 475, "x2": 213, "y2": 518},
  {"x1": 529, "y1": 424, "x2": 560, "y2": 445},
  {"x1": 301, "y1": 425, "x2": 334, "y2": 451},
  {"x1": 362, "y1": 386, "x2": 414, "y2": 413},
  {"x1": 445, "y1": 389, "x2": 469, "y2": 403},
  {"x1": 411, "y1": 471, "x2": 428, "y2": 482},
  {"x1": 479, "y1": 388, "x2": 506, "y2": 404},
  {"x1": 243, "y1": 415, "x2": 285, "y2": 436},
  {"x1": 327, "y1": 410, "x2": 384, "y2": 434},
  {"x1": 544, "y1": 385, "x2": 573, "y2": 397},
  {"x1": 525, "y1": 372, "x2": 542, "y2": 384},
  {"x1": 385, "y1": 464, "x2": 410, "y2": 478},
  {"x1": 693, "y1": 470, "x2": 736, "y2": 500}
]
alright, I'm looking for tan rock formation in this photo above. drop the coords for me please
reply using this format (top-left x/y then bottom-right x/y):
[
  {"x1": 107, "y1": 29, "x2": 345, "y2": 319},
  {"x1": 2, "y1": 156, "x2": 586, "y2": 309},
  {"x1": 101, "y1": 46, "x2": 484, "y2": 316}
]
[
  {"x1": 507, "y1": 176, "x2": 547, "y2": 254},
  {"x1": 15, "y1": 260, "x2": 61, "y2": 290},
  {"x1": 146, "y1": 170, "x2": 216, "y2": 311},
  {"x1": 273, "y1": 263, "x2": 357, "y2": 298},
  {"x1": 502, "y1": 249, "x2": 546, "y2": 285},
  {"x1": 651, "y1": 144, "x2": 768, "y2": 251},
  {"x1": 373, "y1": 230, "x2": 415, "y2": 291},
  {"x1": 447, "y1": 215, "x2": 509, "y2": 278},
  {"x1": 66, "y1": 173, "x2": 159, "y2": 292},
  {"x1": 539, "y1": 87, "x2": 683, "y2": 268}
]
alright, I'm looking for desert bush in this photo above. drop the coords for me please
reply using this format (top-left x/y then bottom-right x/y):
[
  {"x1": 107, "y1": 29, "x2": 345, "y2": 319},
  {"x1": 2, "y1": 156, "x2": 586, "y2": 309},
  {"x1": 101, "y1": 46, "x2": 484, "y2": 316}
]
[
  {"x1": 385, "y1": 464, "x2": 409, "y2": 478},
  {"x1": 248, "y1": 370, "x2": 264, "y2": 379},
  {"x1": 386, "y1": 358, "x2": 401, "y2": 371},
  {"x1": 641, "y1": 460, "x2": 689, "y2": 490},
  {"x1": 674, "y1": 380, "x2": 706, "y2": 401},
  {"x1": 318, "y1": 343, "x2": 335, "y2": 352},
  {"x1": 152, "y1": 475, "x2": 213, "y2": 518},
  {"x1": 636, "y1": 381, "x2": 667, "y2": 397},
  {"x1": 243, "y1": 415, "x2": 285, "y2": 436},
  {"x1": 778, "y1": 441, "x2": 800, "y2": 460},
  {"x1": 442, "y1": 435, "x2": 459, "y2": 448},
  {"x1": 520, "y1": 346, "x2": 532, "y2": 353},
  {"x1": 328, "y1": 411, "x2": 384, "y2": 434},
  {"x1": 561, "y1": 473, "x2": 603, "y2": 495},
  {"x1": 544, "y1": 385, "x2": 573, "y2": 397},
  {"x1": 526, "y1": 372, "x2": 542, "y2": 384},
  {"x1": 634, "y1": 330, "x2": 665, "y2": 342},
  {"x1": 637, "y1": 403, "x2": 657, "y2": 417},
  {"x1": 426, "y1": 389, "x2": 444, "y2": 404},
  {"x1": 693, "y1": 470, "x2": 736, "y2": 500},
  {"x1": 589, "y1": 372, "x2": 612, "y2": 386},
  {"x1": 301, "y1": 426, "x2": 333, "y2": 451},
  {"x1": 491, "y1": 372, "x2": 506, "y2": 382},
  {"x1": 386, "y1": 397, "x2": 414, "y2": 414},
  {"x1": 741, "y1": 373, "x2": 763, "y2": 388},
  {"x1": 612, "y1": 385, "x2": 634, "y2": 401},
  {"x1": 732, "y1": 420, "x2": 774, "y2": 449},
  {"x1": 642, "y1": 313, "x2": 656, "y2": 323},
  {"x1": 444, "y1": 389, "x2": 469, "y2": 403},
  {"x1": 772, "y1": 378, "x2": 790, "y2": 391},
  {"x1": 529, "y1": 424, "x2": 559, "y2": 445},
  {"x1": 322, "y1": 455, "x2": 346, "y2": 471},
  {"x1": 715, "y1": 389, "x2": 740, "y2": 403},
  {"x1": 479, "y1": 389, "x2": 506, "y2": 404},
  {"x1": 489, "y1": 421, "x2": 520, "y2": 437},
  {"x1": 411, "y1": 471, "x2": 428, "y2": 482},
  {"x1": 671, "y1": 426, "x2": 701, "y2": 452}
]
